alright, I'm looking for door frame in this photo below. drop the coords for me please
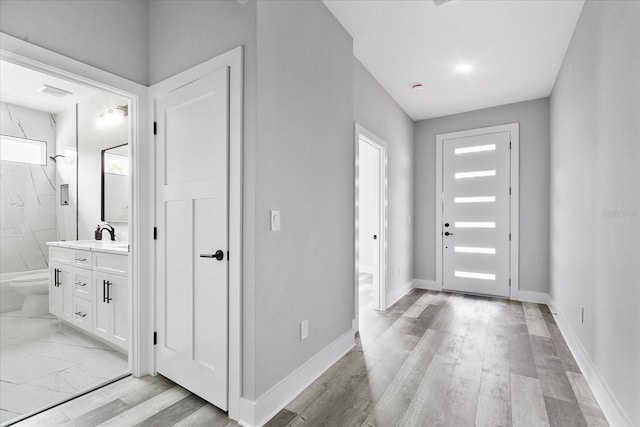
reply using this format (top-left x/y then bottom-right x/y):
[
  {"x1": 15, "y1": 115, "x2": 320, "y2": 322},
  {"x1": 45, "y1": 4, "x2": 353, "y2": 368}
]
[
  {"x1": 354, "y1": 123, "x2": 388, "y2": 331},
  {"x1": 435, "y1": 123, "x2": 519, "y2": 298},
  {"x1": 0, "y1": 32, "x2": 150, "y2": 374},
  {"x1": 149, "y1": 46, "x2": 243, "y2": 419}
]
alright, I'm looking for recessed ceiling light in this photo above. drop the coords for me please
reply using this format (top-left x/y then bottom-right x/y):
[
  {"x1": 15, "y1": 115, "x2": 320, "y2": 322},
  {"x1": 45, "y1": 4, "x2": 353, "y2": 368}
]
[
  {"x1": 455, "y1": 63, "x2": 473, "y2": 74},
  {"x1": 411, "y1": 83, "x2": 425, "y2": 93},
  {"x1": 38, "y1": 84, "x2": 73, "y2": 98}
]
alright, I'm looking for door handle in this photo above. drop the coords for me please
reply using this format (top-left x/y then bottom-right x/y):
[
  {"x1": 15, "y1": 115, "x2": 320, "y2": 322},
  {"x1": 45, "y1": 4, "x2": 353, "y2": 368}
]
[
  {"x1": 75, "y1": 311, "x2": 87, "y2": 318},
  {"x1": 54, "y1": 268, "x2": 60, "y2": 287},
  {"x1": 103, "y1": 280, "x2": 107, "y2": 303},
  {"x1": 75, "y1": 281, "x2": 87, "y2": 287},
  {"x1": 444, "y1": 231, "x2": 454, "y2": 236},
  {"x1": 200, "y1": 250, "x2": 224, "y2": 261}
]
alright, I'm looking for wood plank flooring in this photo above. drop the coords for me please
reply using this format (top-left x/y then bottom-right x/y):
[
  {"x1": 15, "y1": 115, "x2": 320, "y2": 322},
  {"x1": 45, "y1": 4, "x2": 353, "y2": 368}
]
[{"x1": 12, "y1": 289, "x2": 608, "y2": 427}]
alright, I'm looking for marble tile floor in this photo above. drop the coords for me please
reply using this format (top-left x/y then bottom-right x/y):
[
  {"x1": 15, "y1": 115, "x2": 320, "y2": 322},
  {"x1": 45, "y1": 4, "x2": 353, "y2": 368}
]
[{"x1": 0, "y1": 311, "x2": 128, "y2": 425}]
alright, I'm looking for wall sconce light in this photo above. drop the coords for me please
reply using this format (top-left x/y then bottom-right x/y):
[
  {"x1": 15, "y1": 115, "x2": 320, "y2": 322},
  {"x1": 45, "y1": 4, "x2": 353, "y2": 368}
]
[{"x1": 97, "y1": 105, "x2": 128, "y2": 129}]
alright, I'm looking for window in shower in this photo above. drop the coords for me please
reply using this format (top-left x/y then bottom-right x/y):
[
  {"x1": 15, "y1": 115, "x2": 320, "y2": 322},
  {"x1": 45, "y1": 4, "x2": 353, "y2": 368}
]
[{"x1": 0, "y1": 134, "x2": 47, "y2": 165}]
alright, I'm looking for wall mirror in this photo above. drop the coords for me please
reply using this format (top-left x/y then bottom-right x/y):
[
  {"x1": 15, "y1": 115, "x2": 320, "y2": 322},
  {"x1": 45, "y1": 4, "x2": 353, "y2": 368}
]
[{"x1": 101, "y1": 143, "x2": 129, "y2": 222}]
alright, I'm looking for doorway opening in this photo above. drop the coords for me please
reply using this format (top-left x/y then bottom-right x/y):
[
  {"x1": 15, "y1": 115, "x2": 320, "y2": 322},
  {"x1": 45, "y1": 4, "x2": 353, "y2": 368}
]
[
  {"x1": 435, "y1": 123, "x2": 519, "y2": 298},
  {"x1": 0, "y1": 56, "x2": 137, "y2": 425},
  {"x1": 354, "y1": 124, "x2": 387, "y2": 332}
]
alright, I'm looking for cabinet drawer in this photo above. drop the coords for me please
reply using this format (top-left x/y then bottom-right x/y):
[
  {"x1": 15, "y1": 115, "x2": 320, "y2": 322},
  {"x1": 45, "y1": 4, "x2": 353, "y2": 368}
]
[
  {"x1": 93, "y1": 252, "x2": 128, "y2": 277},
  {"x1": 72, "y1": 268, "x2": 93, "y2": 300},
  {"x1": 72, "y1": 296, "x2": 93, "y2": 333},
  {"x1": 50, "y1": 247, "x2": 73, "y2": 265},
  {"x1": 73, "y1": 250, "x2": 93, "y2": 269}
]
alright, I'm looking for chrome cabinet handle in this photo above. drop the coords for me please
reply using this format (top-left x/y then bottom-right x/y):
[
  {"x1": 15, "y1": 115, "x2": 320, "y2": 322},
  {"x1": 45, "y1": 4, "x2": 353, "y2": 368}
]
[
  {"x1": 75, "y1": 311, "x2": 87, "y2": 318},
  {"x1": 75, "y1": 281, "x2": 87, "y2": 286},
  {"x1": 75, "y1": 257, "x2": 87, "y2": 262}
]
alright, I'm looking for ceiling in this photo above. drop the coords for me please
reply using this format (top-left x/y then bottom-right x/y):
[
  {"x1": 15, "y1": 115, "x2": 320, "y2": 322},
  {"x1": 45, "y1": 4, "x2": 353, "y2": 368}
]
[
  {"x1": 323, "y1": 0, "x2": 584, "y2": 121},
  {"x1": 0, "y1": 60, "x2": 100, "y2": 114}
]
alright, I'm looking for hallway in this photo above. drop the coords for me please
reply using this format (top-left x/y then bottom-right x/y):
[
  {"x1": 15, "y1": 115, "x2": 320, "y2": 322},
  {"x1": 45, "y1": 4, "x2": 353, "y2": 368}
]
[{"x1": 13, "y1": 290, "x2": 606, "y2": 427}]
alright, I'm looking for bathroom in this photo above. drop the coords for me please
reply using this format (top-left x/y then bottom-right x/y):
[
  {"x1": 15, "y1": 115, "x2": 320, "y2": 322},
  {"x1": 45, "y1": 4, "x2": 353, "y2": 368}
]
[{"x1": 0, "y1": 60, "x2": 131, "y2": 424}]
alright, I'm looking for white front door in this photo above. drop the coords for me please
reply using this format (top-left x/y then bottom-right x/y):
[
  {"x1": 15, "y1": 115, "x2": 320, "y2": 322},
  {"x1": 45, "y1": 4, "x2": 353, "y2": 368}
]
[
  {"x1": 442, "y1": 131, "x2": 511, "y2": 297},
  {"x1": 155, "y1": 67, "x2": 229, "y2": 410}
]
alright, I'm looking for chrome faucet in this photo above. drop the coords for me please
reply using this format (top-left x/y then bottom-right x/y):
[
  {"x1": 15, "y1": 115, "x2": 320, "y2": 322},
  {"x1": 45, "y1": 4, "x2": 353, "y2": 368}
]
[{"x1": 98, "y1": 224, "x2": 116, "y2": 241}]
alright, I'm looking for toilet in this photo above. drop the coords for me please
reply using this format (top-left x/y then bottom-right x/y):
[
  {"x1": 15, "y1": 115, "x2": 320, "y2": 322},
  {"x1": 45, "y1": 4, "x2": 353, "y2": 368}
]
[{"x1": 10, "y1": 272, "x2": 50, "y2": 317}]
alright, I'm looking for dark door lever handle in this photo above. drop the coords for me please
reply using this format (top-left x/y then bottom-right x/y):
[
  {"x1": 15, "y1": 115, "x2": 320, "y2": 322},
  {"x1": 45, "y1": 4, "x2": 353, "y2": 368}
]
[
  {"x1": 200, "y1": 250, "x2": 224, "y2": 261},
  {"x1": 444, "y1": 231, "x2": 454, "y2": 236}
]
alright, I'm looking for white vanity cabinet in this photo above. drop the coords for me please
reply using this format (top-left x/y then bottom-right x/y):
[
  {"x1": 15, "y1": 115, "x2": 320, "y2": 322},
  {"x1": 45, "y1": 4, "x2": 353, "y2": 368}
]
[
  {"x1": 48, "y1": 243, "x2": 128, "y2": 352},
  {"x1": 92, "y1": 251, "x2": 128, "y2": 351},
  {"x1": 94, "y1": 271, "x2": 128, "y2": 350},
  {"x1": 49, "y1": 261, "x2": 73, "y2": 323}
]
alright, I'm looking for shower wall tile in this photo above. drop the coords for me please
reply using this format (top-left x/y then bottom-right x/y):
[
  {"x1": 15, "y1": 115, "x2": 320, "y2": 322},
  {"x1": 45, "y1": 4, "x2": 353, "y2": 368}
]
[{"x1": 0, "y1": 103, "x2": 58, "y2": 274}]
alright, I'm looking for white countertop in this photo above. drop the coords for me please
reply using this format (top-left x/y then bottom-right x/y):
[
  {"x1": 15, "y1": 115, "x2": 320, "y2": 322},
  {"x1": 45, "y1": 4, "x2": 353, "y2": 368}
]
[{"x1": 46, "y1": 240, "x2": 129, "y2": 255}]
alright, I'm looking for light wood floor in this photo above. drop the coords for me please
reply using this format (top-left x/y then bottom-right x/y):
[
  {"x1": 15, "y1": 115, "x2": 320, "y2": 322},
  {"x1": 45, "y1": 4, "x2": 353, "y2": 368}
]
[{"x1": 13, "y1": 289, "x2": 608, "y2": 427}]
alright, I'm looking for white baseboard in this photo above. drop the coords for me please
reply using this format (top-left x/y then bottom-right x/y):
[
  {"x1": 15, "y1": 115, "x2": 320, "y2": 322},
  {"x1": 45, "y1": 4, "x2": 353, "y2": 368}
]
[
  {"x1": 386, "y1": 280, "x2": 414, "y2": 309},
  {"x1": 549, "y1": 299, "x2": 633, "y2": 427},
  {"x1": 238, "y1": 329, "x2": 355, "y2": 427},
  {"x1": 510, "y1": 289, "x2": 550, "y2": 305},
  {"x1": 411, "y1": 279, "x2": 440, "y2": 291}
]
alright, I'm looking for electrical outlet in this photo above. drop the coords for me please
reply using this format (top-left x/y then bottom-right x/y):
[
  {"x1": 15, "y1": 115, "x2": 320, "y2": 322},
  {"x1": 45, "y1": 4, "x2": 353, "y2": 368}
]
[
  {"x1": 301, "y1": 319, "x2": 309, "y2": 340},
  {"x1": 580, "y1": 306, "x2": 585, "y2": 324}
]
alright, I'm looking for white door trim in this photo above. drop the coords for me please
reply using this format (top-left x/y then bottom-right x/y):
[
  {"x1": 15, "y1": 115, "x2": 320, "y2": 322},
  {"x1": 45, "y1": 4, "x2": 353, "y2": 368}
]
[
  {"x1": 354, "y1": 123, "x2": 388, "y2": 331},
  {"x1": 435, "y1": 123, "x2": 519, "y2": 298},
  {"x1": 149, "y1": 46, "x2": 243, "y2": 420},
  {"x1": 0, "y1": 32, "x2": 151, "y2": 376}
]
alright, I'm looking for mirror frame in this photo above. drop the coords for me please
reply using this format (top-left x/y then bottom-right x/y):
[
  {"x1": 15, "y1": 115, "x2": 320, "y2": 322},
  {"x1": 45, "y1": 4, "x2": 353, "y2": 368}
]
[{"x1": 101, "y1": 143, "x2": 129, "y2": 222}]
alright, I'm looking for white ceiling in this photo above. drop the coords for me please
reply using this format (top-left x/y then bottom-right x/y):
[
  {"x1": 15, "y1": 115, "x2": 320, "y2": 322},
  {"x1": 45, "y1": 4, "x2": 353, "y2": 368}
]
[
  {"x1": 0, "y1": 60, "x2": 100, "y2": 114},
  {"x1": 324, "y1": 0, "x2": 584, "y2": 121}
]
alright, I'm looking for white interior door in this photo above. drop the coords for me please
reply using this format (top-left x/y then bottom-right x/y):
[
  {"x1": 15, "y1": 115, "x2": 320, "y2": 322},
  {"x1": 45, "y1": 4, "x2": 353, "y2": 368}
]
[
  {"x1": 442, "y1": 131, "x2": 511, "y2": 297},
  {"x1": 358, "y1": 138, "x2": 381, "y2": 309},
  {"x1": 155, "y1": 67, "x2": 229, "y2": 410}
]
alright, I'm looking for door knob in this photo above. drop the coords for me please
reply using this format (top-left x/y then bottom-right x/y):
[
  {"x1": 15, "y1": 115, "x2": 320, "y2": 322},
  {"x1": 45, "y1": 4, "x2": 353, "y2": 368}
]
[
  {"x1": 200, "y1": 250, "x2": 224, "y2": 261},
  {"x1": 444, "y1": 231, "x2": 454, "y2": 236}
]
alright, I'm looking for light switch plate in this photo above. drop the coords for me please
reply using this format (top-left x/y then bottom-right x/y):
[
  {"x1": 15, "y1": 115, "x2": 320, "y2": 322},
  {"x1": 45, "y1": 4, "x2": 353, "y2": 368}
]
[
  {"x1": 271, "y1": 210, "x2": 281, "y2": 231},
  {"x1": 301, "y1": 319, "x2": 309, "y2": 340}
]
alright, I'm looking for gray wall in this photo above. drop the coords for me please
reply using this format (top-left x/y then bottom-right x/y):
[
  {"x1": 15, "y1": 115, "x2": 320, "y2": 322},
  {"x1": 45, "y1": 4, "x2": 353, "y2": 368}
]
[
  {"x1": 146, "y1": 0, "x2": 259, "y2": 399},
  {"x1": 549, "y1": 1, "x2": 640, "y2": 425},
  {"x1": 353, "y1": 59, "x2": 415, "y2": 299},
  {"x1": 0, "y1": 0, "x2": 148, "y2": 85},
  {"x1": 254, "y1": 0, "x2": 354, "y2": 398},
  {"x1": 414, "y1": 98, "x2": 550, "y2": 294}
]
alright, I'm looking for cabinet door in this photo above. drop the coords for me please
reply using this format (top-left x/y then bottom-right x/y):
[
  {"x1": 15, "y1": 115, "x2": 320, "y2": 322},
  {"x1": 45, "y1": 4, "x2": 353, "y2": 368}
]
[
  {"x1": 49, "y1": 262, "x2": 64, "y2": 317},
  {"x1": 110, "y1": 274, "x2": 128, "y2": 351},
  {"x1": 93, "y1": 272, "x2": 112, "y2": 342},
  {"x1": 50, "y1": 262, "x2": 73, "y2": 322}
]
